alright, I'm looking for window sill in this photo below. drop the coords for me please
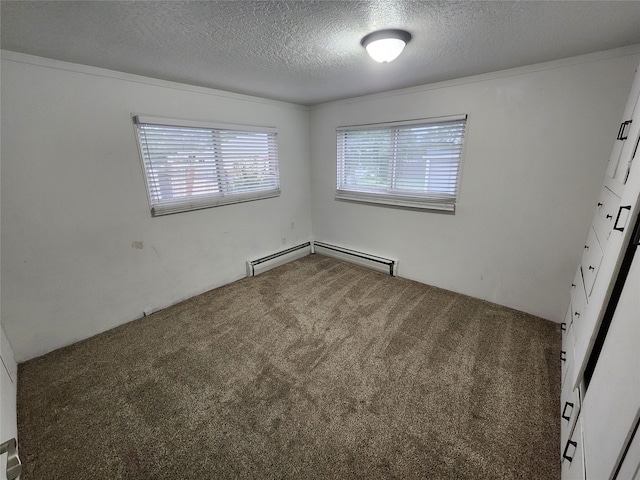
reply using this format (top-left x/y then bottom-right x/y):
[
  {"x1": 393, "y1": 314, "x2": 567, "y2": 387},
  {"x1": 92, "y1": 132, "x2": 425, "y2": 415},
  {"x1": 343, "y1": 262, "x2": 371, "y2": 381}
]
[
  {"x1": 335, "y1": 190, "x2": 455, "y2": 213},
  {"x1": 151, "y1": 189, "x2": 280, "y2": 217}
]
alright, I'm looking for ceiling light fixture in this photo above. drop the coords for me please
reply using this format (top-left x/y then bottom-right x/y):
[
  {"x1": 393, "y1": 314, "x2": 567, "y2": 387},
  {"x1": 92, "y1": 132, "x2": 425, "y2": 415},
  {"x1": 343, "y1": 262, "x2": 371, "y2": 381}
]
[{"x1": 361, "y1": 29, "x2": 412, "y2": 63}]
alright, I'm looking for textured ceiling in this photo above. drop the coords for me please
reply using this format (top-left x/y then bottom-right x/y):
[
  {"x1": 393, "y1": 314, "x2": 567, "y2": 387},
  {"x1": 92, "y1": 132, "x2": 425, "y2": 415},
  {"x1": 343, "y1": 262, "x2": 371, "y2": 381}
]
[{"x1": 2, "y1": 1, "x2": 640, "y2": 105}]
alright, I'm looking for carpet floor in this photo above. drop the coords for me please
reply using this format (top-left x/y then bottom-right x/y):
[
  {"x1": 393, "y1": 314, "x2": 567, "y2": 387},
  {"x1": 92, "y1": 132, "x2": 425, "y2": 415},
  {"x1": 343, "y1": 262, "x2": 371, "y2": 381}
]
[{"x1": 17, "y1": 254, "x2": 561, "y2": 479}]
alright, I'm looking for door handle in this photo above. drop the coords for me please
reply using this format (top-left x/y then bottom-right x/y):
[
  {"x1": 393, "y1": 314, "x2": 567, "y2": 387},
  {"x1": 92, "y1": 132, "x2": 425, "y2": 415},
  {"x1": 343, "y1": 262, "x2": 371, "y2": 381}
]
[
  {"x1": 563, "y1": 439, "x2": 577, "y2": 463},
  {"x1": 613, "y1": 205, "x2": 631, "y2": 232},
  {"x1": 617, "y1": 120, "x2": 632, "y2": 140},
  {"x1": 0, "y1": 438, "x2": 21, "y2": 480}
]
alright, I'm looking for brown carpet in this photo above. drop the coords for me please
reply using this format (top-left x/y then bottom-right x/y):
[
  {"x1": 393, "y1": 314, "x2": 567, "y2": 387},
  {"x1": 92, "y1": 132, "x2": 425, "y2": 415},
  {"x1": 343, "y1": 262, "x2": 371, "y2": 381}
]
[{"x1": 17, "y1": 254, "x2": 561, "y2": 479}]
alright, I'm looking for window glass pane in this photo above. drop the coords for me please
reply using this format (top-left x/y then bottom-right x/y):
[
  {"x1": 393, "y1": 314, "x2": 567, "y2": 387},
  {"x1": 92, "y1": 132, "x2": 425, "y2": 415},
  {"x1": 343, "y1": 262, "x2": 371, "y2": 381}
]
[
  {"x1": 336, "y1": 117, "x2": 466, "y2": 211},
  {"x1": 135, "y1": 119, "x2": 279, "y2": 216},
  {"x1": 341, "y1": 130, "x2": 393, "y2": 190},
  {"x1": 218, "y1": 131, "x2": 279, "y2": 194}
]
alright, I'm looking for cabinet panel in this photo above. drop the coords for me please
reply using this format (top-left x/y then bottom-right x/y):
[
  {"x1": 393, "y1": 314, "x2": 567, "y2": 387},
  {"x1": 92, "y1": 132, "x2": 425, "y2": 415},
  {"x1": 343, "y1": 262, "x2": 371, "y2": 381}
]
[
  {"x1": 613, "y1": 108, "x2": 640, "y2": 190},
  {"x1": 562, "y1": 416, "x2": 586, "y2": 480},
  {"x1": 565, "y1": 60, "x2": 640, "y2": 480},
  {"x1": 570, "y1": 267, "x2": 587, "y2": 312},
  {"x1": 616, "y1": 424, "x2": 640, "y2": 480},
  {"x1": 581, "y1": 228, "x2": 604, "y2": 296},
  {"x1": 606, "y1": 64, "x2": 640, "y2": 196},
  {"x1": 570, "y1": 270, "x2": 587, "y2": 343},
  {"x1": 0, "y1": 327, "x2": 18, "y2": 480},
  {"x1": 560, "y1": 384, "x2": 581, "y2": 457},
  {"x1": 571, "y1": 144, "x2": 640, "y2": 390},
  {"x1": 561, "y1": 323, "x2": 575, "y2": 387},
  {"x1": 562, "y1": 304, "x2": 572, "y2": 348},
  {"x1": 582, "y1": 249, "x2": 640, "y2": 480},
  {"x1": 592, "y1": 186, "x2": 621, "y2": 250}
]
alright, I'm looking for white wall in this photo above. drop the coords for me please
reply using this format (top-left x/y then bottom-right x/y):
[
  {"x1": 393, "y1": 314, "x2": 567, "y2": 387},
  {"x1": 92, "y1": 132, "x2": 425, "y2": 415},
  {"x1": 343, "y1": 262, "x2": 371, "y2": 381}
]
[
  {"x1": 309, "y1": 49, "x2": 640, "y2": 322},
  {"x1": 1, "y1": 52, "x2": 312, "y2": 362},
  {"x1": 3, "y1": 47, "x2": 639, "y2": 363}
]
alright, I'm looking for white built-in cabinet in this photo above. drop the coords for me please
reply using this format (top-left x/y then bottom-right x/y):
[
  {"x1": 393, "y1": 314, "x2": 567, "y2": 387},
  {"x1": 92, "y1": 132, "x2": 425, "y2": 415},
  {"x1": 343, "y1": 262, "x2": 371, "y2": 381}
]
[
  {"x1": 0, "y1": 327, "x2": 19, "y2": 480},
  {"x1": 560, "y1": 61, "x2": 640, "y2": 480}
]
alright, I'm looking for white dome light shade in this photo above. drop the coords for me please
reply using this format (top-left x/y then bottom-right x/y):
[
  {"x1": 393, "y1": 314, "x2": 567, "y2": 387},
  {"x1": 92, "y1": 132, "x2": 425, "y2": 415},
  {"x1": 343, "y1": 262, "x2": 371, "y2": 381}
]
[
  {"x1": 365, "y1": 38, "x2": 407, "y2": 63},
  {"x1": 361, "y1": 29, "x2": 412, "y2": 63}
]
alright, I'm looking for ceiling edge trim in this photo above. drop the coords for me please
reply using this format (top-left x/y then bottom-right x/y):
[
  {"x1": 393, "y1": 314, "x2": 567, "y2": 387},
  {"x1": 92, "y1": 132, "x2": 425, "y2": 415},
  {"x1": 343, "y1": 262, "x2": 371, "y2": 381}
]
[
  {"x1": 0, "y1": 50, "x2": 310, "y2": 112},
  {"x1": 311, "y1": 43, "x2": 640, "y2": 111}
]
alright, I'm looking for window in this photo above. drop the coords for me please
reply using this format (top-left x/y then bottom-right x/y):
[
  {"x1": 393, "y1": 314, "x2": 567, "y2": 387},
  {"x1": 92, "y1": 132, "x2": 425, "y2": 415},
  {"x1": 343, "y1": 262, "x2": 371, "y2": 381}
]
[
  {"x1": 336, "y1": 115, "x2": 467, "y2": 212},
  {"x1": 134, "y1": 115, "x2": 279, "y2": 216}
]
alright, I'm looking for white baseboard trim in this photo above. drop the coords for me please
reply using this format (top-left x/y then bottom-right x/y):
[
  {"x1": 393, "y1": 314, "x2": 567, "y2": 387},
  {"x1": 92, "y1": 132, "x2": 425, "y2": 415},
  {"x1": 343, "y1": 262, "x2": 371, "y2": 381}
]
[
  {"x1": 312, "y1": 241, "x2": 398, "y2": 276},
  {"x1": 246, "y1": 242, "x2": 312, "y2": 277},
  {"x1": 246, "y1": 240, "x2": 398, "y2": 277}
]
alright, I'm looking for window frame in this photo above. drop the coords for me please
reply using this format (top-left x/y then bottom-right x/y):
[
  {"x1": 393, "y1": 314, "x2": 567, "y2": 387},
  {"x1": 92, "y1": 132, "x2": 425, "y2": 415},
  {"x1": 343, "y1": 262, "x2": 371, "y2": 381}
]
[
  {"x1": 133, "y1": 115, "x2": 280, "y2": 217},
  {"x1": 335, "y1": 115, "x2": 467, "y2": 212}
]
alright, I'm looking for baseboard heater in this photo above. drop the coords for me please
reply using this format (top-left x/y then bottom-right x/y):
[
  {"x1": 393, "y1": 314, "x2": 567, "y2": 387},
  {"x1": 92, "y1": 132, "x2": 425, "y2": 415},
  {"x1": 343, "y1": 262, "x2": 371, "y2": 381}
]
[
  {"x1": 312, "y1": 241, "x2": 398, "y2": 276},
  {"x1": 246, "y1": 242, "x2": 312, "y2": 277}
]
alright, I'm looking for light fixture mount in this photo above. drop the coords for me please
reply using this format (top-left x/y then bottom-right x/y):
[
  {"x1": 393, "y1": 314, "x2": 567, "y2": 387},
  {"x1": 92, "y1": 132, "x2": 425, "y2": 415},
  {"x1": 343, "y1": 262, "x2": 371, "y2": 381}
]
[{"x1": 361, "y1": 29, "x2": 412, "y2": 63}]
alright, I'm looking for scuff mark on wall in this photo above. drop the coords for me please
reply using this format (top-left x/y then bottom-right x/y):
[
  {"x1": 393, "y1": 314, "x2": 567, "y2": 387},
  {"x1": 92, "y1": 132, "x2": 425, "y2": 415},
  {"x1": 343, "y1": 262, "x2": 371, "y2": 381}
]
[{"x1": 131, "y1": 241, "x2": 144, "y2": 249}]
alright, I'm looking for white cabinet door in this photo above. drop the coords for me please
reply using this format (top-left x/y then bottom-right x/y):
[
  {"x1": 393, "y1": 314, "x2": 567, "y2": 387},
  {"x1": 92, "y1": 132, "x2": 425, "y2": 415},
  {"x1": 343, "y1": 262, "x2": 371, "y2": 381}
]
[
  {"x1": 562, "y1": 323, "x2": 576, "y2": 387},
  {"x1": 606, "y1": 64, "x2": 640, "y2": 197},
  {"x1": 571, "y1": 133, "x2": 640, "y2": 390},
  {"x1": 592, "y1": 186, "x2": 621, "y2": 251},
  {"x1": 582, "y1": 247, "x2": 640, "y2": 480},
  {"x1": 0, "y1": 328, "x2": 18, "y2": 480},
  {"x1": 581, "y1": 228, "x2": 604, "y2": 296},
  {"x1": 570, "y1": 269, "x2": 588, "y2": 344},
  {"x1": 562, "y1": 304, "x2": 572, "y2": 346},
  {"x1": 0, "y1": 367, "x2": 15, "y2": 480},
  {"x1": 560, "y1": 384, "x2": 581, "y2": 457},
  {"x1": 616, "y1": 425, "x2": 640, "y2": 480},
  {"x1": 562, "y1": 416, "x2": 586, "y2": 480}
]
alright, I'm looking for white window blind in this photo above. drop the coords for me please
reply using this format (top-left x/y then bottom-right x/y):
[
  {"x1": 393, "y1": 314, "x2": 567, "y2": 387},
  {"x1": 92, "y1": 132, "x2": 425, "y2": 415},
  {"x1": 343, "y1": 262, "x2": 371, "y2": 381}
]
[
  {"x1": 134, "y1": 115, "x2": 280, "y2": 216},
  {"x1": 336, "y1": 115, "x2": 467, "y2": 212}
]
